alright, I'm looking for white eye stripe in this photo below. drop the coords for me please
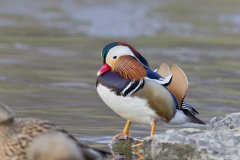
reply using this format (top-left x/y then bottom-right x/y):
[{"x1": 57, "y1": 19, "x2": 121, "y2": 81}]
[{"x1": 107, "y1": 46, "x2": 135, "y2": 59}]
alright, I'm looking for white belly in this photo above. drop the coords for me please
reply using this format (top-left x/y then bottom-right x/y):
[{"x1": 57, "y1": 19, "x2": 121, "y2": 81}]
[
  {"x1": 97, "y1": 84, "x2": 158, "y2": 124},
  {"x1": 169, "y1": 110, "x2": 188, "y2": 124}
]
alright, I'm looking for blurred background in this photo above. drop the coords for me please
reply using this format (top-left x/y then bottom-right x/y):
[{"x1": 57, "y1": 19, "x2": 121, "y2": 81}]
[{"x1": 0, "y1": 0, "x2": 239, "y2": 155}]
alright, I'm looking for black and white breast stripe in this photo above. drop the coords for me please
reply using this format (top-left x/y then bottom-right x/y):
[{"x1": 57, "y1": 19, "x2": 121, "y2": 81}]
[
  {"x1": 96, "y1": 71, "x2": 144, "y2": 97},
  {"x1": 121, "y1": 80, "x2": 144, "y2": 96}
]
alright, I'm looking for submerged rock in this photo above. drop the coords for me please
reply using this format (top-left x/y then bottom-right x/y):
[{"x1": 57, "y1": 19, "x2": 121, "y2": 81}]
[
  {"x1": 143, "y1": 113, "x2": 240, "y2": 160},
  {"x1": 111, "y1": 137, "x2": 135, "y2": 154},
  {"x1": 111, "y1": 137, "x2": 144, "y2": 159}
]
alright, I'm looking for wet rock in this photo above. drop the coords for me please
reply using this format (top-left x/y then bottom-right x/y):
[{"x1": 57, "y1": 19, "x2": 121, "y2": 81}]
[
  {"x1": 143, "y1": 113, "x2": 240, "y2": 160},
  {"x1": 111, "y1": 137, "x2": 144, "y2": 159},
  {"x1": 111, "y1": 137, "x2": 135, "y2": 154}
]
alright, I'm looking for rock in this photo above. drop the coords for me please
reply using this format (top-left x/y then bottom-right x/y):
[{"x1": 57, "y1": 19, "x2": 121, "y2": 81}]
[
  {"x1": 143, "y1": 113, "x2": 240, "y2": 160},
  {"x1": 208, "y1": 113, "x2": 240, "y2": 130}
]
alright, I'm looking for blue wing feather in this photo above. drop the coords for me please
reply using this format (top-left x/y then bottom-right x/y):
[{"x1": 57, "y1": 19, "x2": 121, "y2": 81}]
[
  {"x1": 146, "y1": 67, "x2": 162, "y2": 79},
  {"x1": 145, "y1": 67, "x2": 172, "y2": 86}
]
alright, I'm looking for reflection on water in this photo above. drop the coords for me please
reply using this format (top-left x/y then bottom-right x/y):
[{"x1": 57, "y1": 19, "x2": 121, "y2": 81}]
[{"x1": 0, "y1": 0, "x2": 240, "y2": 159}]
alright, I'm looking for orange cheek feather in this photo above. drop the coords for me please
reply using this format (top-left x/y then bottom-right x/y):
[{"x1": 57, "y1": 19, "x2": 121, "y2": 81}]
[{"x1": 114, "y1": 56, "x2": 146, "y2": 80}]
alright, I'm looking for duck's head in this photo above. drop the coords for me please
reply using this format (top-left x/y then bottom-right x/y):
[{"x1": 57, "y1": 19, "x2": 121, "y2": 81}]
[{"x1": 97, "y1": 42, "x2": 149, "y2": 80}]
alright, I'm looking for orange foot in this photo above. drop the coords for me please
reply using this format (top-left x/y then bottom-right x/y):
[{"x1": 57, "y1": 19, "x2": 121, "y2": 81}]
[
  {"x1": 112, "y1": 120, "x2": 132, "y2": 142},
  {"x1": 112, "y1": 132, "x2": 131, "y2": 142}
]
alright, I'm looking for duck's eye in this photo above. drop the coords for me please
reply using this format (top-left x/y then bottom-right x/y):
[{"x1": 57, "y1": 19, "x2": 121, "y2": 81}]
[{"x1": 113, "y1": 56, "x2": 117, "y2": 59}]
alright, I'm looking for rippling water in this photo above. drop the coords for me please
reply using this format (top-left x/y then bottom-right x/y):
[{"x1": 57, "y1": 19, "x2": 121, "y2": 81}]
[{"x1": 0, "y1": 0, "x2": 240, "y2": 159}]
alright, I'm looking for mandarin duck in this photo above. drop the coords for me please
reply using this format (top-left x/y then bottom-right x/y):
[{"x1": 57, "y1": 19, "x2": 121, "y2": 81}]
[
  {"x1": 0, "y1": 103, "x2": 109, "y2": 160},
  {"x1": 96, "y1": 42, "x2": 205, "y2": 141}
]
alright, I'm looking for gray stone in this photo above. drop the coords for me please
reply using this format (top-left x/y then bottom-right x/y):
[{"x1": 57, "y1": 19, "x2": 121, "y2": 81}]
[
  {"x1": 143, "y1": 113, "x2": 240, "y2": 160},
  {"x1": 208, "y1": 113, "x2": 240, "y2": 130}
]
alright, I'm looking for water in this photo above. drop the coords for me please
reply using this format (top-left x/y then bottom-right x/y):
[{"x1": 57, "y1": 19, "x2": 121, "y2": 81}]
[{"x1": 0, "y1": 0, "x2": 240, "y2": 159}]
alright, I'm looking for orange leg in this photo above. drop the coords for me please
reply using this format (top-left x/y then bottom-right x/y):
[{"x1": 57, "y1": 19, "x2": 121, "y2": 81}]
[
  {"x1": 150, "y1": 119, "x2": 157, "y2": 136},
  {"x1": 112, "y1": 120, "x2": 131, "y2": 141},
  {"x1": 123, "y1": 120, "x2": 131, "y2": 135}
]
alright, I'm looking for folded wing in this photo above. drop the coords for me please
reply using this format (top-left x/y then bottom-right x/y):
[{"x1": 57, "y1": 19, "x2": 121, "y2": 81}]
[{"x1": 157, "y1": 63, "x2": 188, "y2": 109}]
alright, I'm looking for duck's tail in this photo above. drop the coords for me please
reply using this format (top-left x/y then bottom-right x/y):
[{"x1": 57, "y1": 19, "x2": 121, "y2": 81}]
[
  {"x1": 0, "y1": 102, "x2": 15, "y2": 124},
  {"x1": 181, "y1": 100, "x2": 205, "y2": 125},
  {"x1": 65, "y1": 131, "x2": 110, "y2": 160}
]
